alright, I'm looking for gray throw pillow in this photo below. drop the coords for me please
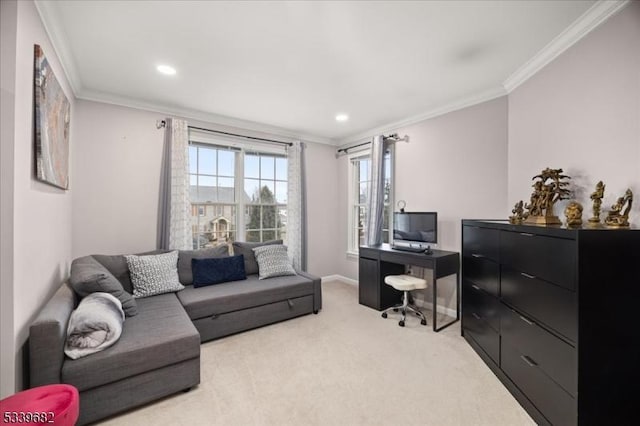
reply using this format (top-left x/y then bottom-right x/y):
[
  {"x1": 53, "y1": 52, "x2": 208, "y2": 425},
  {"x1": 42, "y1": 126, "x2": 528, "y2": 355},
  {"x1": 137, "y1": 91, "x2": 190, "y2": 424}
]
[
  {"x1": 93, "y1": 250, "x2": 168, "y2": 294},
  {"x1": 178, "y1": 244, "x2": 229, "y2": 285},
  {"x1": 252, "y1": 245, "x2": 296, "y2": 280},
  {"x1": 125, "y1": 251, "x2": 184, "y2": 298},
  {"x1": 232, "y1": 240, "x2": 282, "y2": 275},
  {"x1": 69, "y1": 256, "x2": 138, "y2": 316}
]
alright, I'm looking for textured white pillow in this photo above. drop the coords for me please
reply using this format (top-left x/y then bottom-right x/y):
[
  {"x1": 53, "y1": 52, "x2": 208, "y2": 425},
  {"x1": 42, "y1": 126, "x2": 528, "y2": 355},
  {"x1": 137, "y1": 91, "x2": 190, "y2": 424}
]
[
  {"x1": 252, "y1": 245, "x2": 296, "y2": 280},
  {"x1": 125, "y1": 251, "x2": 184, "y2": 298}
]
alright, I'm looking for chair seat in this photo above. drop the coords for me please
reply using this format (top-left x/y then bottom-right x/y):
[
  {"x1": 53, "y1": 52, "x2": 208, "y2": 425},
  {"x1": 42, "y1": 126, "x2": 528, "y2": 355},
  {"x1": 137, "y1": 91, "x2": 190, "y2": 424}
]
[{"x1": 384, "y1": 274, "x2": 427, "y2": 291}]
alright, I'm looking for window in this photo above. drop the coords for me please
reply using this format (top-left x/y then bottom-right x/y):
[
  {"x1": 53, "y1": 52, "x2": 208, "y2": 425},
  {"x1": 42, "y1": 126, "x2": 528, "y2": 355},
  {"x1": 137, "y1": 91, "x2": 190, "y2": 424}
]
[
  {"x1": 189, "y1": 139, "x2": 288, "y2": 249},
  {"x1": 347, "y1": 149, "x2": 392, "y2": 253}
]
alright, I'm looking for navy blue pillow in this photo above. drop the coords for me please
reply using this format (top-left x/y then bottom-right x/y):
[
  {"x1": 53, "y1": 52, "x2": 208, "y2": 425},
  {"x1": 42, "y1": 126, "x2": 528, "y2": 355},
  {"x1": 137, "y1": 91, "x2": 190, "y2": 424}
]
[{"x1": 192, "y1": 255, "x2": 247, "y2": 288}]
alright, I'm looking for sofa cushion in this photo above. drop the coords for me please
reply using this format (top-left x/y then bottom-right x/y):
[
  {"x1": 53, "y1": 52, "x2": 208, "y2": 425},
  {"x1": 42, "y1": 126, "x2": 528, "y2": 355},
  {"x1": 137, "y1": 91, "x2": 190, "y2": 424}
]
[
  {"x1": 125, "y1": 251, "x2": 184, "y2": 298},
  {"x1": 178, "y1": 245, "x2": 229, "y2": 285},
  {"x1": 69, "y1": 256, "x2": 138, "y2": 317},
  {"x1": 61, "y1": 293, "x2": 199, "y2": 391},
  {"x1": 253, "y1": 245, "x2": 296, "y2": 279},
  {"x1": 93, "y1": 250, "x2": 168, "y2": 294},
  {"x1": 176, "y1": 274, "x2": 313, "y2": 320},
  {"x1": 232, "y1": 240, "x2": 282, "y2": 275},
  {"x1": 192, "y1": 255, "x2": 246, "y2": 288}
]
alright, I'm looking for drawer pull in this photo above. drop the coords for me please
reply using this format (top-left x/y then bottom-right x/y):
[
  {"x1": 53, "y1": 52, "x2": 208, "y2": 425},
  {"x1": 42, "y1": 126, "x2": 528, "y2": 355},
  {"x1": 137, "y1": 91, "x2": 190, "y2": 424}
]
[
  {"x1": 471, "y1": 253, "x2": 484, "y2": 258},
  {"x1": 520, "y1": 272, "x2": 536, "y2": 279},
  {"x1": 519, "y1": 232, "x2": 535, "y2": 237},
  {"x1": 519, "y1": 315, "x2": 534, "y2": 326},
  {"x1": 472, "y1": 312, "x2": 481, "y2": 320},
  {"x1": 210, "y1": 313, "x2": 219, "y2": 320},
  {"x1": 287, "y1": 299, "x2": 295, "y2": 309},
  {"x1": 520, "y1": 355, "x2": 538, "y2": 367},
  {"x1": 471, "y1": 284, "x2": 481, "y2": 291}
]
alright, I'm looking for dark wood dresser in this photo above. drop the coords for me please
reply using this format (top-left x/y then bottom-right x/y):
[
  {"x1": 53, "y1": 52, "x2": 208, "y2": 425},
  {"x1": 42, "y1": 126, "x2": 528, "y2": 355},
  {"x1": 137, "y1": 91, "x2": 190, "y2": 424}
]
[{"x1": 461, "y1": 219, "x2": 639, "y2": 425}]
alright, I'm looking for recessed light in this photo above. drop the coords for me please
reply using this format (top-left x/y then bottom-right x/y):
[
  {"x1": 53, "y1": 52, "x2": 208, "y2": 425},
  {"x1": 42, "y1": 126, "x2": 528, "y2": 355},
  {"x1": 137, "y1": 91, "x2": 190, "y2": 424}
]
[
  {"x1": 157, "y1": 65, "x2": 177, "y2": 75},
  {"x1": 335, "y1": 114, "x2": 349, "y2": 122}
]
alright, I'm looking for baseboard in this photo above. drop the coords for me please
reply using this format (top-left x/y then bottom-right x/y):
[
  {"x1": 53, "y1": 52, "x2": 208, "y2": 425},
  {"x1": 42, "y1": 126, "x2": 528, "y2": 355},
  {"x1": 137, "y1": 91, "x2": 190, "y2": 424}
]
[{"x1": 321, "y1": 274, "x2": 358, "y2": 286}]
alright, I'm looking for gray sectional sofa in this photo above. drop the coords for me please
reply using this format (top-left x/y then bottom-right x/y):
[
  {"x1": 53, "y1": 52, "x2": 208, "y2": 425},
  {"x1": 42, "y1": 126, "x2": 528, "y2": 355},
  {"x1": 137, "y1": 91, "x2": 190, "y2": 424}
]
[{"x1": 29, "y1": 242, "x2": 322, "y2": 425}]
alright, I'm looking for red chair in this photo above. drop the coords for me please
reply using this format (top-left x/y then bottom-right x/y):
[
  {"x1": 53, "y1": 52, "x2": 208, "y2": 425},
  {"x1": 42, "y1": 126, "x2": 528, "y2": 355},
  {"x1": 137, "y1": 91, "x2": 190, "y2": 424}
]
[{"x1": 0, "y1": 384, "x2": 79, "y2": 426}]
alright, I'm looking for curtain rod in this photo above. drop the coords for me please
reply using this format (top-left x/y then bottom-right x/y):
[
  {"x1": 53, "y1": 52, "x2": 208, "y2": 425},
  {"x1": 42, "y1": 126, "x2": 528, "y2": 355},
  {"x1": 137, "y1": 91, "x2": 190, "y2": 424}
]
[
  {"x1": 336, "y1": 134, "x2": 409, "y2": 155},
  {"x1": 336, "y1": 141, "x2": 371, "y2": 154},
  {"x1": 157, "y1": 120, "x2": 293, "y2": 147}
]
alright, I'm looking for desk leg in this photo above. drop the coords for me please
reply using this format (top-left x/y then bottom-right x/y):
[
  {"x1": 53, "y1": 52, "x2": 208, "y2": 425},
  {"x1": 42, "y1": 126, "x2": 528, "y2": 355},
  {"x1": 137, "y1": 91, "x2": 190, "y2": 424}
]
[
  {"x1": 432, "y1": 278, "x2": 437, "y2": 332},
  {"x1": 433, "y1": 272, "x2": 460, "y2": 332}
]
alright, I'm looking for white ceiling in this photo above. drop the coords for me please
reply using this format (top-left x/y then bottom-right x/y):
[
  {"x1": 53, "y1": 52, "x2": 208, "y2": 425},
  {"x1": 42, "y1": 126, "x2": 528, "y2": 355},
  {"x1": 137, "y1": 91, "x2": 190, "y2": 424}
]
[{"x1": 36, "y1": 0, "x2": 605, "y2": 144}]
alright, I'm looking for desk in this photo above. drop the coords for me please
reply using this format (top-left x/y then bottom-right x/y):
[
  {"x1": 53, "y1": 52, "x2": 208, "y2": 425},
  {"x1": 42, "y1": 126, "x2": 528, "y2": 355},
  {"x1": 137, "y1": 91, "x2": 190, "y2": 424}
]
[{"x1": 358, "y1": 244, "x2": 460, "y2": 332}]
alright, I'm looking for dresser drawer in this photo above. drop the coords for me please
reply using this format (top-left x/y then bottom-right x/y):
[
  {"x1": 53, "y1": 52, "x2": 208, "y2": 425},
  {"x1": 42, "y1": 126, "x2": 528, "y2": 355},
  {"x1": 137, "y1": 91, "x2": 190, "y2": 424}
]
[
  {"x1": 463, "y1": 226, "x2": 499, "y2": 262},
  {"x1": 501, "y1": 266, "x2": 577, "y2": 342},
  {"x1": 501, "y1": 306, "x2": 576, "y2": 397},
  {"x1": 463, "y1": 279, "x2": 499, "y2": 332},
  {"x1": 462, "y1": 256, "x2": 499, "y2": 297},
  {"x1": 500, "y1": 231, "x2": 575, "y2": 290},
  {"x1": 501, "y1": 341, "x2": 576, "y2": 426},
  {"x1": 463, "y1": 307, "x2": 499, "y2": 365}
]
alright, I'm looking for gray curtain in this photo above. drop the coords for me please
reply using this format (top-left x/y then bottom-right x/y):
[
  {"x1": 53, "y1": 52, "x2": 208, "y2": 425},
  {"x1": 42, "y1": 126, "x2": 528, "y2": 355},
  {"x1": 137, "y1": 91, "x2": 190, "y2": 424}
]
[
  {"x1": 157, "y1": 120, "x2": 172, "y2": 250},
  {"x1": 365, "y1": 135, "x2": 386, "y2": 246}
]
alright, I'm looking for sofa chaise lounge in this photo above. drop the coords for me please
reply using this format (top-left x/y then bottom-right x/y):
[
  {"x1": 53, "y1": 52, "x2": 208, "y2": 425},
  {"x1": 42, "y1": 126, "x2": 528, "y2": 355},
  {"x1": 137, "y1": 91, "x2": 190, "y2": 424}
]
[{"x1": 28, "y1": 241, "x2": 322, "y2": 425}]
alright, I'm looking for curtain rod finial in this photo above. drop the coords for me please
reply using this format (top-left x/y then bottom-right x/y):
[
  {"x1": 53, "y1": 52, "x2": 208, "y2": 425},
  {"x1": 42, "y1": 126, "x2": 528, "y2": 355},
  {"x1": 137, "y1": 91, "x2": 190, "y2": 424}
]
[{"x1": 156, "y1": 120, "x2": 166, "y2": 129}]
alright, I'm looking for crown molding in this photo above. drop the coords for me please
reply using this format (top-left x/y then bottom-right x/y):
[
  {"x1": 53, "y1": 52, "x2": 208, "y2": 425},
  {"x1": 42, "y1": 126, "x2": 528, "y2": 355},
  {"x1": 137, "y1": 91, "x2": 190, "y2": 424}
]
[
  {"x1": 337, "y1": 86, "x2": 507, "y2": 146},
  {"x1": 503, "y1": 0, "x2": 630, "y2": 93},
  {"x1": 34, "y1": 0, "x2": 82, "y2": 96},
  {"x1": 77, "y1": 89, "x2": 337, "y2": 146}
]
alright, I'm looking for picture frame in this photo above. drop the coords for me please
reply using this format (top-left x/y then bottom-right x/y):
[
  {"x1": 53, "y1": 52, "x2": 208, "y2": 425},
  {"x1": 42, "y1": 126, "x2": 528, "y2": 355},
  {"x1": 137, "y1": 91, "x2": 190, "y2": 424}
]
[{"x1": 33, "y1": 44, "x2": 70, "y2": 190}]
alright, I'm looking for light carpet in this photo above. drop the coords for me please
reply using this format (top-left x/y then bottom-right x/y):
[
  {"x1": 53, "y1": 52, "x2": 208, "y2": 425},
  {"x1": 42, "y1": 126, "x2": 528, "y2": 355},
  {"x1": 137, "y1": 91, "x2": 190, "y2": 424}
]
[{"x1": 99, "y1": 280, "x2": 534, "y2": 426}]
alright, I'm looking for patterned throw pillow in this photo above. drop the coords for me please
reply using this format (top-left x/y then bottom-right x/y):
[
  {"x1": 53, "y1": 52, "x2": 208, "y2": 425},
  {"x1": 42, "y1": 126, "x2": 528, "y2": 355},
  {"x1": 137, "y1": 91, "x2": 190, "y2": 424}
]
[
  {"x1": 125, "y1": 251, "x2": 184, "y2": 298},
  {"x1": 252, "y1": 245, "x2": 296, "y2": 280}
]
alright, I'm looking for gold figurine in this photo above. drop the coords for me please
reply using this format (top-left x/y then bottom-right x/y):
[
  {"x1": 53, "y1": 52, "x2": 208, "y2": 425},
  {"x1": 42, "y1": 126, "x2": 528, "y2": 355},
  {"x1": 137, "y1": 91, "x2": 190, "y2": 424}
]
[
  {"x1": 605, "y1": 189, "x2": 633, "y2": 227},
  {"x1": 564, "y1": 201, "x2": 583, "y2": 227},
  {"x1": 509, "y1": 200, "x2": 527, "y2": 224},
  {"x1": 588, "y1": 181, "x2": 605, "y2": 224},
  {"x1": 524, "y1": 168, "x2": 571, "y2": 225}
]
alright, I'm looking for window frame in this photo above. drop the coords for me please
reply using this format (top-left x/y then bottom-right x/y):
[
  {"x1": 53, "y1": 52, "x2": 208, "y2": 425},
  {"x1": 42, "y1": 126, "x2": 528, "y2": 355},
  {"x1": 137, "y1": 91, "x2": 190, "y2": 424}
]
[
  {"x1": 346, "y1": 146, "x2": 394, "y2": 255},
  {"x1": 188, "y1": 132, "x2": 289, "y2": 249}
]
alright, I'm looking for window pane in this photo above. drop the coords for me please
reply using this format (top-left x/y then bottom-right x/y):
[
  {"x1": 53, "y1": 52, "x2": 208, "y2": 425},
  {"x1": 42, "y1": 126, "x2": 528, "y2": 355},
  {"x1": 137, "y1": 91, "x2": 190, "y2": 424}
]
[
  {"x1": 218, "y1": 150, "x2": 235, "y2": 176},
  {"x1": 359, "y1": 183, "x2": 368, "y2": 204},
  {"x1": 245, "y1": 230, "x2": 260, "y2": 242},
  {"x1": 218, "y1": 177, "x2": 235, "y2": 202},
  {"x1": 384, "y1": 179, "x2": 390, "y2": 203},
  {"x1": 275, "y1": 181, "x2": 287, "y2": 204},
  {"x1": 262, "y1": 205, "x2": 276, "y2": 228},
  {"x1": 359, "y1": 160, "x2": 368, "y2": 182},
  {"x1": 246, "y1": 205, "x2": 261, "y2": 230},
  {"x1": 260, "y1": 156, "x2": 275, "y2": 179},
  {"x1": 260, "y1": 181, "x2": 275, "y2": 203},
  {"x1": 190, "y1": 174, "x2": 197, "y2": 186},
  {"x1": 358, "y1": 206, "x2": 366, "y2": 229},
  {"x1": 189, "y1": 146, "x2": 198, "y2": 174},
  {"x1": 245, "y1": 154, "x2": 260, "y2": 178},
  {"x1": 278, "y1": 229, "x2": 286, "y2": 241},
  {"x1": 275, "y1": 157, "x2": 287, "y2": 180},
  {"x1": 198, "y1": 148, "x2": 216, "y2": 175},
  {"x1": 244, "y1": 179, "x2": 260, "y2": 204},
  {"x1": 262, "y1": 230, "x2": 276, "y2": 242}
]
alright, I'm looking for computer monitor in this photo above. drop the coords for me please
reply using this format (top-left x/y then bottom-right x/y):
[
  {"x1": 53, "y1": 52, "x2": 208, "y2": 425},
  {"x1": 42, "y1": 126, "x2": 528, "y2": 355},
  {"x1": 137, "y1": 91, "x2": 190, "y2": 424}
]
[{"x1": 393, "y1": 212, "x2": 438, "y2": 251}]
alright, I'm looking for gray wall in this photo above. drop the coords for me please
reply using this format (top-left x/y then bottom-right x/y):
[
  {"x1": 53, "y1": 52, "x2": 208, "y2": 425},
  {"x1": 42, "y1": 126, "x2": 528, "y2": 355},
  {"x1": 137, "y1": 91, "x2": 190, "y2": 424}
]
[
  {"x1": 508, "y1": 1, "x2": 640, "y2": 221},
  {"x1": 0, "y1": 0, "x2": 75, "y2": 397}
]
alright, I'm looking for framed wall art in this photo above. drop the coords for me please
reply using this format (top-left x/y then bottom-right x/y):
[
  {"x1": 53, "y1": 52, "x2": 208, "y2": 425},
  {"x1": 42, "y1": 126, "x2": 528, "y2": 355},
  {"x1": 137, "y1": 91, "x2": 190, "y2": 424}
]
[{"x1": 33, "y1": 44, "x2": 70, "y2": 190}]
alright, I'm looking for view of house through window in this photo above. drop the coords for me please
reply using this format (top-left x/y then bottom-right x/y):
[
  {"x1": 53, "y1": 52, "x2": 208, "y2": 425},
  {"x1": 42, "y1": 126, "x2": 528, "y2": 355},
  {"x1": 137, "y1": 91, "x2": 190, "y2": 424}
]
[
  {"x1": 189, "y1": 143, "x2": 287, "y2": 249},
  {"x1": 349, "y1": 151, "x2": 391, "y2": 252}
]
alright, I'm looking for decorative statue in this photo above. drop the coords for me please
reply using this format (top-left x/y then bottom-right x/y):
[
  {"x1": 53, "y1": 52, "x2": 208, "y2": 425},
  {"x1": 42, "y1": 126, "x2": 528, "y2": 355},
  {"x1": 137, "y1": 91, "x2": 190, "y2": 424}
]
[
  {"x1": 524, "y1": 167, "x2": 571, "y2": 225},
  {"x1": 605, "y1": 189, "x2": 633, "y2": 227},
  {"x1": 564, "y1": 201, "x2": 583, "y2": 227},
  {"x1": 588, "y1": 181, "x2": 605, "y2": 224},
  {"x1": 509, "y1": 200, "x2": 527, "y2": 224}
]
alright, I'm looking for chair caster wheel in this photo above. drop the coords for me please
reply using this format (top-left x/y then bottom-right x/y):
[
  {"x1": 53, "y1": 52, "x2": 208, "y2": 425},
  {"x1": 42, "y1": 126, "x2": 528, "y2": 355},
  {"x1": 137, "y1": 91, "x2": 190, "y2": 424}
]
[
  {"x1": 421, "y1": 319, "x2": 427, "y2": 326},
  {"x1": 399, "y1": 321, "x2": 405, "y2": 327},
  {"x1": 381, "y1": 312, "x2": 387, "y2": 318},
  {"x1": 415, "y1": 312, "x2": 421, "y2": 316},
  {"x1": 393, "y1": 308, "x2": 398, "y2": 312}
]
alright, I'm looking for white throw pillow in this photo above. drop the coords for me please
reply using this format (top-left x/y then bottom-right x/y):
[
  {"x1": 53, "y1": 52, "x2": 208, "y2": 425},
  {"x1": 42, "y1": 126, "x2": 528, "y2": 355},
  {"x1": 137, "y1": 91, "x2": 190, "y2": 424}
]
[
  {"x1": 125, "y1": 251, "x2": 184, "y2": 298},
  {"x1": 252, "y1": 245, "x2": 296, "y2": 280}
]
